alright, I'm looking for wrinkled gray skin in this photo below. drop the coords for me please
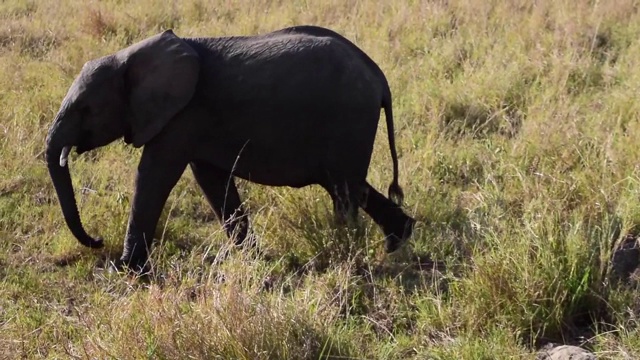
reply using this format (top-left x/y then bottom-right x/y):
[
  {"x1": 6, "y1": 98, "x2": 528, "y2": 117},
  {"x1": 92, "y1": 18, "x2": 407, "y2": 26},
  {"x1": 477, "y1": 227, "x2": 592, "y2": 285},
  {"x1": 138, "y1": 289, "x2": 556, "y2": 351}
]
[{"x1": 45, "y1": 25, "x2": 415, "y2": 271}]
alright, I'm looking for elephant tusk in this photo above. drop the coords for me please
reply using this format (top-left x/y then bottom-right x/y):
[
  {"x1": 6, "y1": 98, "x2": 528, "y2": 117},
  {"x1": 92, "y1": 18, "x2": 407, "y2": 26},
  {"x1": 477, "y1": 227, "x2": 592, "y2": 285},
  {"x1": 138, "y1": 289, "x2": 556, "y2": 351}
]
[{"x1": 60, "y1": 146, "x2": 72, "y2": 167}]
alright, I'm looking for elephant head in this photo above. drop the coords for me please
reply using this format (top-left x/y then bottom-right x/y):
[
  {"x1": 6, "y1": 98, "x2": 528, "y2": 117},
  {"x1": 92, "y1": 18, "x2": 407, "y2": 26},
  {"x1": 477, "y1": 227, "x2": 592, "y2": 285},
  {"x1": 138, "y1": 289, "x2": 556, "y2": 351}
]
[{"x1": 45, "y1": 30, "x2": 200, "y2": 248}]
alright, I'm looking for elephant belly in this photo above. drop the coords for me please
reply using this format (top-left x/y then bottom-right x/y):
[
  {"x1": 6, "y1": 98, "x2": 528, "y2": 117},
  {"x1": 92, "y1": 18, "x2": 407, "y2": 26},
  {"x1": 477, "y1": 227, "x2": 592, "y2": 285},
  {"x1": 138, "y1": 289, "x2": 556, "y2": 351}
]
[
  {"x1": 237, "y1": 145, "x2": 321, "y2": 187},
  {"x1": 196, "y1": 133, "x2": 323, "y2": 188}
]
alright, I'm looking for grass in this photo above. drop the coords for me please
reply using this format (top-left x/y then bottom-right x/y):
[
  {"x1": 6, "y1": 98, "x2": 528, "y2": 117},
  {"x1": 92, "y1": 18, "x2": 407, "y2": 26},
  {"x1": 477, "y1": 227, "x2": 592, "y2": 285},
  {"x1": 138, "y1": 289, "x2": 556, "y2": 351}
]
[{"x1": 2, "y1": 0, "x2": 640, "y2": 358}]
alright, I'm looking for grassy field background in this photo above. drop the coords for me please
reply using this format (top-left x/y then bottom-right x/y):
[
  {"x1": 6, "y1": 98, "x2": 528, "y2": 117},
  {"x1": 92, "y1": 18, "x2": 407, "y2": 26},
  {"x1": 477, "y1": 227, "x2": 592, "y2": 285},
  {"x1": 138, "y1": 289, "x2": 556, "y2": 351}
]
[{"x1": 2, "y1": 0, "x2": 640, "y2": 358}]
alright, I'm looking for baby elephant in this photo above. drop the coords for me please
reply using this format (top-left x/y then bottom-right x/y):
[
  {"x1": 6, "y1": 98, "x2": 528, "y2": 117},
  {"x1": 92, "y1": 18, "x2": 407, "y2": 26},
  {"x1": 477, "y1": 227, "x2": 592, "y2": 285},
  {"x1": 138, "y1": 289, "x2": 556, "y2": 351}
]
[{"x1": 45, "y1": 25, "x2": 416, "y2": 271}]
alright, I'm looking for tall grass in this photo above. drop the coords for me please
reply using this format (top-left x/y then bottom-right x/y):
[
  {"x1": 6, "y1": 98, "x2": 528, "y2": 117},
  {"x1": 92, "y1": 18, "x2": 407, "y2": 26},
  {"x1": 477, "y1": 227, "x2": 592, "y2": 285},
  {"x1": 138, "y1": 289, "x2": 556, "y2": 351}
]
[{"x1": 2, "y1": 0, "x2": 640, "y2": 358}]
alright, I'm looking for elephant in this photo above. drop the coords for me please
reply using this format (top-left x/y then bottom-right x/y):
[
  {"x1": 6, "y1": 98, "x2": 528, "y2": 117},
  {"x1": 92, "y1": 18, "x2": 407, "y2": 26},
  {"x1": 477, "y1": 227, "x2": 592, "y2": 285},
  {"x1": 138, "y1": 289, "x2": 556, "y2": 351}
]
[{"x1": 45, "y1": 25, "x2": 416, "y2": 271}]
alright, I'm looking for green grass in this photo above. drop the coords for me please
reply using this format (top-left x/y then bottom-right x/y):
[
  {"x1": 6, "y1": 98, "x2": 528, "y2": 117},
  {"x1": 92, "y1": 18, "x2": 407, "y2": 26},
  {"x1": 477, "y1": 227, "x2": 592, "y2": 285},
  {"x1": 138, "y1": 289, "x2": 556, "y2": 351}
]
[{"x1": 2, "y1": 0, "x2": 640, "y2": 358}]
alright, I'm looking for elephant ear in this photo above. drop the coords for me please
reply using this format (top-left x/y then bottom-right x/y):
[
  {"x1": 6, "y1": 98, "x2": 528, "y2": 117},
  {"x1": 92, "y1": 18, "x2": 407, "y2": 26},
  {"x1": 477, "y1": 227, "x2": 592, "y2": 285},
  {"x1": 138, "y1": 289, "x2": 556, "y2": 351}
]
[{"x1": 118, "y1": 30, "x2": 200, "y2": 148}]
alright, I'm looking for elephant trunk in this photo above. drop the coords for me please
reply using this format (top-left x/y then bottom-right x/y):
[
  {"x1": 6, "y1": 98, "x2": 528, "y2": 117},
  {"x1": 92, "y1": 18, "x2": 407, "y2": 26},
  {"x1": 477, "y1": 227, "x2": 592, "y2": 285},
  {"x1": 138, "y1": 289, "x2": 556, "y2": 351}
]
[{"x1": 45, "y1": 122, "x2": 104, "y2": 248}]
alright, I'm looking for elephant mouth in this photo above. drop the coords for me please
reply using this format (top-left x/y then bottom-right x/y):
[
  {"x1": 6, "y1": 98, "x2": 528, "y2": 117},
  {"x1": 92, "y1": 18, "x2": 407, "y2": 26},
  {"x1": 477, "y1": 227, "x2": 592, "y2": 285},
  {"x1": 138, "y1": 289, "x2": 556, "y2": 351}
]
[
  {"x1": 75, "y1": 145, "x2": 89, "y2": 155},
  {"x1": 75, "y1": 131, "x2": 93, "y2": 155},
  {"x1": 59, "y1": 142, "x2": 90, "y2": 167},
  {"x1": 59, "y1": 145, "x2": 86, "y2": 167},
  {"x1": 59, "y1": 146, "x2": 72, "y2": 167}
]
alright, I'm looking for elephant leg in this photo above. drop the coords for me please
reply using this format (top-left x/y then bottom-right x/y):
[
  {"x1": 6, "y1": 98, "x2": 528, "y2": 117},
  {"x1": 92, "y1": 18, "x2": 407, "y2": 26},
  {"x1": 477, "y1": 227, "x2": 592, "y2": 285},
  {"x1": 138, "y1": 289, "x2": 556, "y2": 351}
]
[
  {"x1": 189, "y1": 161, "x2": 250, "y2": 246},
  {"x1": 119, "y1": 144, "x2": 188, "y2": 271},
  {"x1": 360, "y1": 182, "x2": 415, "y2": 253},
  {"x1": 322, "y1": 179, "x2": 365, "y2": 228}
]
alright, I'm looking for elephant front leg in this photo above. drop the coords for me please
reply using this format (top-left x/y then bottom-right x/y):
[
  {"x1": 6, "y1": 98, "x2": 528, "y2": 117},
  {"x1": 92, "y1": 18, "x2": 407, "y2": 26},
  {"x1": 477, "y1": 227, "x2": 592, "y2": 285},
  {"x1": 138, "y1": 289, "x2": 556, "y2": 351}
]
[
  {"x1": 118, "y1": 146, "x2": 188, "y2": 272},
  {"x1": 189, "y1": 161, "x2": 251, "y2": 246}
]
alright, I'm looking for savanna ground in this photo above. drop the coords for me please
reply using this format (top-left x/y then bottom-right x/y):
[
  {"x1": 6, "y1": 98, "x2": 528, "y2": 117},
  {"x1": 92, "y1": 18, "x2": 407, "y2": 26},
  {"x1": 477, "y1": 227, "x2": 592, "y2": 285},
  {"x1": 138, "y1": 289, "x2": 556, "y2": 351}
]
[{"x1": 2, "y1": 0, "x2": 640, "y2": 358}]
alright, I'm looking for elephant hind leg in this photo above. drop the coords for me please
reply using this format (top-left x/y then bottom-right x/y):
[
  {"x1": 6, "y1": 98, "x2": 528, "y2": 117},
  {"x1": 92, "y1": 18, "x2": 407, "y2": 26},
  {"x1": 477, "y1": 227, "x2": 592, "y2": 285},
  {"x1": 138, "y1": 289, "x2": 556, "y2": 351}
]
[
  {"x1": 361, "y1": 181, "x2": 415, "y2": 253},
  {"x1": 189, "y1": 161, "x2": 251, "y2": 246},
  {"x1": 321, "y1": 178, "x2": 366, "y2": 228}
]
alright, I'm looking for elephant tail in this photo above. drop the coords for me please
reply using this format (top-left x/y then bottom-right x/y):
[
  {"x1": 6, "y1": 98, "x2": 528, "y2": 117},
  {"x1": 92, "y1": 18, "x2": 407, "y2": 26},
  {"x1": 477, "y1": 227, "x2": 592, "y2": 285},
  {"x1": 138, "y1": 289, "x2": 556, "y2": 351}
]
[{"x1": 382, "y1": 92, "x2": 404, "y2": 206}]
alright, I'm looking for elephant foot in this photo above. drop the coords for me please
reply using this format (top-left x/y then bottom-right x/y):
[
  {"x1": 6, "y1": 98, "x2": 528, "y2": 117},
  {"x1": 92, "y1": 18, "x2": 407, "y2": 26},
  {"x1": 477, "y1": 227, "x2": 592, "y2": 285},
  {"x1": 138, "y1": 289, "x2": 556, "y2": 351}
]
[
  {"x1": 384, "y1": 216, "x2": 416, "y2": 253},
  {"x1": 108, "y1": 255, "x2": 151, "y2": 276},
  {"x1": 233, "y1": 231, "x2": 259, "y2": 250}
]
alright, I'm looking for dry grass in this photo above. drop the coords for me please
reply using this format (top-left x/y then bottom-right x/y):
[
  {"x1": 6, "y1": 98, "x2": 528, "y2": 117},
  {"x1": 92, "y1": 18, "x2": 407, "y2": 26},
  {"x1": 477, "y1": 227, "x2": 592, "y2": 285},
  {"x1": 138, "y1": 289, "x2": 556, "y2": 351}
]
[{"x1": 2, "y1": 0, "x2": 640, "y2": 358}]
